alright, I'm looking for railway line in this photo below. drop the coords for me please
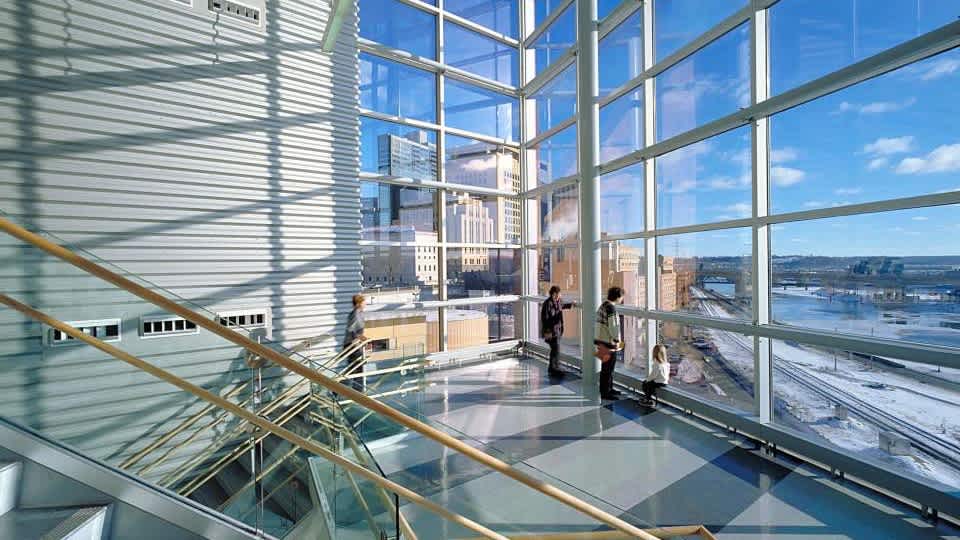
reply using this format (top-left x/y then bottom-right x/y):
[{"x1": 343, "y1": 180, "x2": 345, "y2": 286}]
[{"x1": 693, "y1": 287, "x2": 960, "y2": 471}]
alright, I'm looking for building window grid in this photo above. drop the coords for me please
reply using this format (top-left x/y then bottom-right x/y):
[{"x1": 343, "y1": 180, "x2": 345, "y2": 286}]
[
  {"x1": 516, "y1": 0, "x2": 960, "y2": 499},
  {"x1": 359, "y1": 0, "x2": 960, "y2": 372}
]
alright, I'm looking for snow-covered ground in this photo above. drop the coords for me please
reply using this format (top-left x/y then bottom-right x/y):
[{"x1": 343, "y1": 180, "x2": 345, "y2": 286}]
[{"x1": 694, "y1": 289, "x2": 960, "y2": 489}]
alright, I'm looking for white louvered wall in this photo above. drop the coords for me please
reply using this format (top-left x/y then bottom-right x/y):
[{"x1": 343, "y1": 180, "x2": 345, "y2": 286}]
[{"x1": 0, "y1": 0, "x2": 360, "y2": 479}]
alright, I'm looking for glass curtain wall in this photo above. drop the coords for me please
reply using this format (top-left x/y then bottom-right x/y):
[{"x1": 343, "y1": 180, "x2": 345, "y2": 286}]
[
  {"x1": 517, "y1": 0, "x2": 960, "y2": 492},
  {"x1": 358, "y1": 0, "x2": 522, "y2": 356}
]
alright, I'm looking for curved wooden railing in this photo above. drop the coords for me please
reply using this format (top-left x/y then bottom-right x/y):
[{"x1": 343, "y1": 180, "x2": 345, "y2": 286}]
[{"x1": 0, "y1": 215, "x2": 707, "y2": 540}]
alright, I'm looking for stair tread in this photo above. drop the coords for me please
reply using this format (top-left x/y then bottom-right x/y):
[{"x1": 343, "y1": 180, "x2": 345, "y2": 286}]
[
  {"x1": 0, "y1": 506, "x2": 106, "y2": 540},
  {"x1": 0, "y1": 462, "x2": 19, "y2": 472}
]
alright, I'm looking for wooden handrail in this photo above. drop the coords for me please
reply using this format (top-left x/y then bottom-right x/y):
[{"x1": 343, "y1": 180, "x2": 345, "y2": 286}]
[
  {"x1": 0, "y1": 294, "x2": 508, "y2": 540},
  {"x1": 462, "y1": 525, "x2": 718, "y2": 540},
  {"x1": 0, "y1": 217, "x2": 657, "y2": 540}
]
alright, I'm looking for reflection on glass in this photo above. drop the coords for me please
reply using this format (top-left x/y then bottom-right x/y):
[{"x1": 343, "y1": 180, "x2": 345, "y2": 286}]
[
  {"x1": 361, "y1": 182, "x2": 436, "y2": 239},
  {"x1": 363, "y1": 308, "x2": 441, "y2": 355},
  {"x1": 771, "y1": 204, "x2": 960, "y2": 349},
  {"x1": 445, "y1": 21, "x2": 519, "y2": 85},
  {"x1": 654, "y1": 0, "x2": 745, "y2": 62},
  {"x1": 537, "y1": 246, "x2": 580, "y2": 297},
  {"x1": 772, "y1": 339, "x2": 960, "y2": 489},
  {"x1": 444, "y1": 135, "x2": 521, "y2": 193},
  {"x1": 528, "y1": 124, "x2": 577, "y2": 185},
  {"x1": 770, "y1": 48, "x2": 960, "y2": 214},
  {"x1": 530, "y1": 63, "x2": 577, "y2": 136},
  {"x1": 361, "y1": 117, "x2": 437, "y2": 179},
  {"x1": 536, "y1": 185, "x2": 579, "y2": 244},
  {"x1": 601, "y1": 239, "x2": 646, "y2": 308},
  {"x1": 657, "y1": 321, "x2": 755, "y2": 412},
  {"x1": 770, "y1": 0, "x2": 957, "y2": 95},
  {"x1": 359, "y1": 0, "x2": 436, "y2": 58},
  {"x1": 619, "y1": 315, "x2": 649, "y2": 379},
  {"x1": 656, "y1": 126, "x2": 751, "y2": 228},
  {"x1": 444, "y1": 79, "x2": 520, "y2": 141},
  {"x1": 599, "y1": 10, "x2": 642, "y2": 95},
  {"x1": 448, "y1": 303, "x2": 517, "y2": 348},
  {"x1": 656, "y1": 23, "x2": 750, "y2": 142},
  {"x1": 532, "y1": 5, "x2": 576, "y2": 74},
  {"x1": 448, "y1": 249, "x2": 521, "y2": 299},
  {"x1": 599, "y1": 89, "x2": 643, "y2": 163},
  {"x1": 446, "y1": 0, "x2": 518, "y2": 38},
  {"x1": 360, "y1": 53, "x2": 436, "y2": 122},
  {"x1": 598, "y1": 0, "x2": 623, "y2": 21},
  {"x1": 600, "y1": 163, "x2": 644, "y2": 236},
  {"x1": 362, "y1": 245, "x2": 440, "y2": 300},
  {"x1": 527, "y1": 300, "x2": 581, "y2": 357},
  {"x1": 656, "y1": 228, "x2": 753, "y2": 319},
  {"x1": 445, "y1": 192, "x2": 521, "y2": 245}
]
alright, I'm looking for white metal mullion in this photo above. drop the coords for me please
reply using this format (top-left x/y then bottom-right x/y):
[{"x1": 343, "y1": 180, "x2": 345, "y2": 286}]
[
  {"x1": 444, "y1": 11, "x2": 520, "y2": 47},
  {"x1": 437, "y1": 0, "x2": 448, "y2": 352},
  {"x1": 524, "y1": 0, "x2": 575, "y2": 48},
  {"x1": 520, "y1": 0, "x2": 538, "y2": 340},
  {"x1": 526, "y1": 115, "x2": 576, "y2": 147},
  {"x1": 359, "y1": 109, "x2": 521, "y2": 149},
  {"x1": 751, "y1": 0, "x2": 773, "y2": 424},
  {"x1": 763, "y1": 191, "x2": 960, "y2": 226},
  {"x1": 360, "y1": 173, "x2": 516, "y2": 197},
  {"x1": 523, "y1": 47, "x2": 577, "y2": 95},
  {"x1": 597, "y1": 0, "x2": 641, "y2": 41},
  {"x1": 643, "y1": 0, "x2": 656, "y2": 374},
  {"x1": 522, "y1": 174, "x2": 579, "y2": 199}
]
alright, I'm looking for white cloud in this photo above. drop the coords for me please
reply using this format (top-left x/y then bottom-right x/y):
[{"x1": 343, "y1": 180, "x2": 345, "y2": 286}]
[
  {"x1": 895, "y1": 143, "x2": 960, "y2": 174},
  {"x1": 802, "y1": 201, "x2": 823, "y2": 208},
  {"x1": 665, "y1": 178, "x2": 698, "y2": 194},
  {"x1": 771, "y1": 147, "x2": 798, "y2": 164},
  {"x1": 912, "y1": 216, "x2": 928, "y2": 221},
  {"x1": 722, "y1": 202, "x2": 752, "y2": 217},
  {"x1": 837, "y1": 98, "x2": 916, "y2": 114},
  {"x1": 863, "y1": 136, "x2": 914, "y2": 156},
  {"x1": 867, "y1": 157, "x2": 890, "y2": 170},
  {"x1": 917, "y1": 57, "x2": 960, "y2": 81},
  {"x1": 834, "y1": 187, "x2": 863, "y2": 195},
  {"x1": 458, "y1": 156, "x2": 497, "y2": 172},
  {"x1": 771, "y1": 166, "x2": 805, "y2": 186},
  {"x1": 708, "y1": 178, "x2": 739, "y2": 190}
]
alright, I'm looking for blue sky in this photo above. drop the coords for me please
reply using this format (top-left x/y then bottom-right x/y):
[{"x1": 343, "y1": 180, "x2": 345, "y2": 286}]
[{"x1": 359, "y1": 0, "x2": 960, "y2": 257}]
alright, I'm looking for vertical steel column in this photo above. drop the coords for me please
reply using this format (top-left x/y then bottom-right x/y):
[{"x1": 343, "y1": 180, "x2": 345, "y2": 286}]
[
  {"x1": 577, "y1": 0, "x2": 601, "y2": 400},
  {"x1": 520, "y1": 0, "x2": 536, "y2": 343},
  {"x1": 751, "y1": 0, "x2": 773, "y2": 423},
  {"x1": 643, "y1": 0, "x2": 657, "y2": 373},
  {"x1": 437, "y1": 0, "x2": 449, "y2": 351}
]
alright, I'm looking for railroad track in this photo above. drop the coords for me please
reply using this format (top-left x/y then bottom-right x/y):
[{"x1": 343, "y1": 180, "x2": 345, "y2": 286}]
[{"x1": 694, "y1": 288, "x2": 960, "y2": 471}]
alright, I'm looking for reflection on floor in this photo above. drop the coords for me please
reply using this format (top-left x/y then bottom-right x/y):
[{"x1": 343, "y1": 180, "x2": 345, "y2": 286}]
[{"x1": 358, "y1": 357, "x2": 960, "y2": 539}]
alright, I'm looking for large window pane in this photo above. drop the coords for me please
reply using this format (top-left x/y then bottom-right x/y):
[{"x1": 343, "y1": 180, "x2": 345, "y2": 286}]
[
  {"x1": 771, "y1": 205, "x2": 960, "y2": 349},
  {"x1": 444, "y1": 79, "x2": 520, "y2": 141},
  {"x1": 447, "y1": 0, "x2": 518, "y2": 38},
  {"x1": 362, "y1": 245, "x2": 440, "y2": 300},
  {"x1": 359, "y1": 0, "x2": 436, "y2": 58},
  {"x1": 598, "y1": 0, "x2": 622, "y2": 21},
  {"x1": 528, "y1": 124, "x2": 577, "y2": 186},
  {"x1": 364, "y1": 308, "x2": 441, "y2": 357},
  {"x1": 599, "y1": 10, "x2": 642, "y2": 96},
  {"x1": 448, "y1": 248, "x2": 520, "y2": 299},
  {"x1": 658, "y1": 321, "x2": 755, "y2": 412},
  {"x1": 656, "y1": 23, "x2": 750, "y2": 142},
  {"x1": 656, "y1": 228, "x2": 753, "y2": 319},
  {"x1": 772, "y1": 339, "x2": 960, "y2": 489},
  {"x1": 619, "y1": 315, "x2": 649, "y2": 379},
  {"x1": 770, "y1": 0, "x2": 957, "y2": 95},
  {"x1": 654, "y1": 0, "x2": 746, "y2": 62},
  {"x1": 445, "y1": 21, "x2": 519, "y2": 85},
  {"x1": 446, "y1": 191, "x2": 521, "y2": 245},
  {"x1": 770, "y1": 48, "x2": 960, "y2": 214},
  {"x1": 361, "y1": 118, "x2": 437, "y2": 180},
  {"x1": 534, "y1": 185, "x2": 579, "y2": 244},
  {"x1": 532, "y1": 5, "x2": 576, "y2": 74},
  {"x1": 600, "y1": 163, "x2": 644, "y2": 236},
  {"x1": 361, "y1": 182, "x2": 436, "y2": 239},
  {"x1": 527, "y1": 299, "x2": 581, "y2": 357},
  {"x1": 656, "y1": 127, "x2": 752, "y2": 229},
  {"x1": 444, "y1": 135, "x2": 521, "y2": 193},
  {"x1": 360, "y1": 54, "x2": 436, "y2": 122},
  {"x1": 530, "y1": 63, "x2": 577, "y2": 136},
  {"x1": 599, "y1": 88, "x2": 643, "y2": 163},
  {"x1": 537, "y1": 246, "x2": 579, "y2": 297},
  {"x1": 448, "y1": 302, "x2": 517, "y2": 348},
  {"x1": 601, "y1": 239, "x2": 646, "y2": 308}
]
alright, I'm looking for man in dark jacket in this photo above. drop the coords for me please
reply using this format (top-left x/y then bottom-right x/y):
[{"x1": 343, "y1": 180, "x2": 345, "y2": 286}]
[{"x1": 540, "y1": 286, "x2": 573, "y2": 376}]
